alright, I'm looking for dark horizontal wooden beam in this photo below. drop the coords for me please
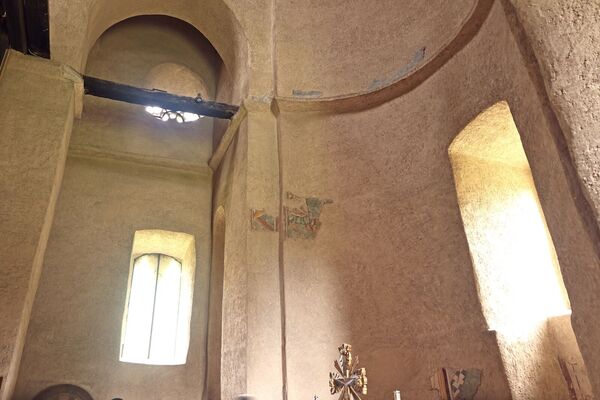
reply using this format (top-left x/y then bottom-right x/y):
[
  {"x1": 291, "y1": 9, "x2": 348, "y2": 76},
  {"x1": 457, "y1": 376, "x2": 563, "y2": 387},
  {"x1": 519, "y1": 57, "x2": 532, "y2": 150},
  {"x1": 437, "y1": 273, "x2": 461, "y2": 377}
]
[{"x1": 83, "y1": 75, "x2": 239, "y2": 120}]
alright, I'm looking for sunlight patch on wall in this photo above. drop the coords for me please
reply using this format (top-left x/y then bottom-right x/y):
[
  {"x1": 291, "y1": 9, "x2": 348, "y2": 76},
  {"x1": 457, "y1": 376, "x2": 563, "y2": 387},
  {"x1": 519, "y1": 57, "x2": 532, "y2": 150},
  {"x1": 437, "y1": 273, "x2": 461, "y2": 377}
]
[
  {"x1": 448, "y1": 101, "x2": 594, "y2": 400},
  {"x1": 449, "y1": 101, "x2": 571, "y2": 339}
]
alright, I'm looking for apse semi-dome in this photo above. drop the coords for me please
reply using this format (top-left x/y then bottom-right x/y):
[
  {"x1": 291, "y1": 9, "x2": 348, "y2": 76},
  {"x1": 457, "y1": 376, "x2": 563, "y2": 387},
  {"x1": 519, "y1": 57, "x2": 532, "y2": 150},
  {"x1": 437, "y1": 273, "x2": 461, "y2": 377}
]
[{"x1": 276, "y1": 0, "x2": 477, "y2": 98}]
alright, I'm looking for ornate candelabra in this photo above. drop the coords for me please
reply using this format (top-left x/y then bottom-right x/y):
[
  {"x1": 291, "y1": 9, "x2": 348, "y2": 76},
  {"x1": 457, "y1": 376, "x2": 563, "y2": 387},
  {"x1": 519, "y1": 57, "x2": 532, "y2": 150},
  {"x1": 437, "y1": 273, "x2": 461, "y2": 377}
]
[{"x1": 329, "y1": 344, "x2": 368, "y2": 400}]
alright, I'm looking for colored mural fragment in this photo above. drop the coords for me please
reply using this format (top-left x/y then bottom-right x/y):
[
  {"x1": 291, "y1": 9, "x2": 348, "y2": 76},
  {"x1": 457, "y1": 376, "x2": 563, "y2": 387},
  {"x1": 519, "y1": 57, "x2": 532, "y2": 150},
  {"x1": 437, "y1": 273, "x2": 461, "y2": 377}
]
[
  {"x1": 431, "y1": 368, "x2": 481, "y2": 400},
  {"x1": 449, "y1": 369, "x2": 481, "y2": 400},
  {"x1": 558, "y1": 357, "x2": 594, "y2": 400},
  {"x1": 284, "y1": 192, "x2": 332, "y2": 239},
  {"x1": 250, "y1": 209, "x2": 278, "y2": 232}
]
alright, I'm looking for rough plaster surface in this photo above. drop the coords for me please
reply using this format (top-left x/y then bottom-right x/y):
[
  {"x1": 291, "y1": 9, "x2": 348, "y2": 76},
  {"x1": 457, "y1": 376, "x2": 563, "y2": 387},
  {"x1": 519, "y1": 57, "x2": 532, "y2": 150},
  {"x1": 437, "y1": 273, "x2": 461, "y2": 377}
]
[
  {"x1": 85, "y1": 15, "x2": 222, "y2": 98},
  {"x1": 243, "y1": 109, "x2": 284, "y2": 400},
  {"x1": 8, "y1": 19, "x2": 218, "y2": 396},
  {"x1": 549, "y1": 315, "x2": 595, "y2": 398},
  {"x1": 211, "y1": 108, "x2": 286, "y2": 400},
  {"x1": 275, "y1": 0, "x2": 476, "y2": 98},
  {"x1": 10, "y1": 21, "x2": 217, "y2": 394},
  {"x1": 508, "y1": 1, "x2": 600, "y2": 228},
  {"x1": 5, "y1": 0, "x2": 600, "y2": 399},
  {"x1": 502, "y1": 1, "x2": 600, "y2": 394},
  {"x1": 206, "y1": 206, "x2": 226, "y2": 400},
  {"x1": 49, "y1": 0, "x2": 261, "y2": 100},
  {"x1": 276, "y1": 3, "x2": 600, "y2": 399},
  {"x1": 72, "y1": 97, "x2": 215, "y2": 168},
  {"x1": 450, "y1": 148, "x2": 583, "y2": 399},
  {"x1": 76, "y1": 15, "x2": 224, "y2": 166},
  {"x1": 14, "y1": 157, "x2": 212, "y2": 400},
  {"x1": 212, "y1": 121, "x2": 251, "y2": 400},
  {"x1": 0, "y1": 52, "x2": 77, "y2": 400}
]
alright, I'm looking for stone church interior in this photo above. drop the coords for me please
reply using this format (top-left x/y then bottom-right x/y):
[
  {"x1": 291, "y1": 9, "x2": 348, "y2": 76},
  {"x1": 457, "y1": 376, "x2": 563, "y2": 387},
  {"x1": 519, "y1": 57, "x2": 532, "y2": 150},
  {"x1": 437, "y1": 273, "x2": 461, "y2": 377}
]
[{"x1": 1, "y1": 0, "x2": 600, "y2": 399}]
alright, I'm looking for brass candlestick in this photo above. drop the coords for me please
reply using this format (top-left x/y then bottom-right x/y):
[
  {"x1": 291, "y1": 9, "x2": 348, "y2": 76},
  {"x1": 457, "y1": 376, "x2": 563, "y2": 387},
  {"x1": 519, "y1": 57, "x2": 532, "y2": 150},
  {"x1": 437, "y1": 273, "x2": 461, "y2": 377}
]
[{"x1": 329, "y1": 344, "x2": 368, "y2": 400}]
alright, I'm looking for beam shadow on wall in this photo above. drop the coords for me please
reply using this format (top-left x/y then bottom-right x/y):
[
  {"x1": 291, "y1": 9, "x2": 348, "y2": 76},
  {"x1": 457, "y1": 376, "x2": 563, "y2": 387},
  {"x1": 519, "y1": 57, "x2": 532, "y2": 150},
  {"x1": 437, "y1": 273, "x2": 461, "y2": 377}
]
[{"x1": 448, "y1": 101, "x2": 593, "y2": 399}]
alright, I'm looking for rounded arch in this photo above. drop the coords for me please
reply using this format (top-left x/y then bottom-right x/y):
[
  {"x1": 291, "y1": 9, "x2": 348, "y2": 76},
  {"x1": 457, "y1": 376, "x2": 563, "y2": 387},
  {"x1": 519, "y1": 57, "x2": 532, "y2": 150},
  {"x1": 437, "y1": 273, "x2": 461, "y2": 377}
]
[
  {"x1": 448, "y1": 101, "x2": 591, "y2": 398},
  {"x1": 51, "y1": 0, "x2": 249, "y2": 101},
  {"x1": 33, "y1": 384, "x2": 93, "y2": 400},
  {"x1": 85, "y1": 15, "x2": 223, "y2": 94},
  {"x1": 145, "y1": 63, "x2": 211, "y2": 100}
]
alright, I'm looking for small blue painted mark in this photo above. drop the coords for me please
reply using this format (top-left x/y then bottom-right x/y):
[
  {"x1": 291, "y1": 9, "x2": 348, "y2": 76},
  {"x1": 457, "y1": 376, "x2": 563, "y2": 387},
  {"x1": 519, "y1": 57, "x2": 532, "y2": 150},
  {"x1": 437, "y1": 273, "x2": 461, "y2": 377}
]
[
  {"x1": 369, "y1": 46, "x2": 427, "y2": 91},
  {"x1": 292, "y1": 89, "x2": 323, "y2": 98}
]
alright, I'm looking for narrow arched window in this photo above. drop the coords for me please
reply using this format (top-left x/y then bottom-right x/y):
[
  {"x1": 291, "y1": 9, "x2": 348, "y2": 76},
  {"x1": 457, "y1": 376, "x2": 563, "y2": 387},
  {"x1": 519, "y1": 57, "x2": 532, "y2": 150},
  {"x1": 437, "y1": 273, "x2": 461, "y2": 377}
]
[{"x1": 120, "y1": 231, "x2": 195, "y2": 365}]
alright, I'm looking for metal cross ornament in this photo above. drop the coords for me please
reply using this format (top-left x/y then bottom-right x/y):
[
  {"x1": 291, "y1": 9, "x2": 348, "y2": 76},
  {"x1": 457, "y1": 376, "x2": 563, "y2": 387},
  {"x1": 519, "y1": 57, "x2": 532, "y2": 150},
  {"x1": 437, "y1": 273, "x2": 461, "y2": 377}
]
[{"x1": 329, "y1": 344, "x2": 368, "y2": 400}]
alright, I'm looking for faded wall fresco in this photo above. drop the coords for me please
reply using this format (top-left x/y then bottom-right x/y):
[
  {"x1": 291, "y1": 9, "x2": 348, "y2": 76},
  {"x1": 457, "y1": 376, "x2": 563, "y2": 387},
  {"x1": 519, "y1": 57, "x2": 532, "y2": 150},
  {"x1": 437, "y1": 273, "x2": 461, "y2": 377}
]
[
  {"x1": 431, "y1": 368, "x2": 482, "y2": 400},
  {"x1": 284, "y1": 192, "x2": 332, "y2": 239},
  {"x1": 250, "y1": 209, "x2": 278, "y2": 232}
]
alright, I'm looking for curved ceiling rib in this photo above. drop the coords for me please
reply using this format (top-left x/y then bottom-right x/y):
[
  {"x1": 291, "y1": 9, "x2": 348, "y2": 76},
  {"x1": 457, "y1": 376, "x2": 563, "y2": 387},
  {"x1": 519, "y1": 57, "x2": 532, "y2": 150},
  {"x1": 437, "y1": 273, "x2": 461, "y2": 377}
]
[{"x1": 275, "y1": 0, "x2": 494, "y2": 114}]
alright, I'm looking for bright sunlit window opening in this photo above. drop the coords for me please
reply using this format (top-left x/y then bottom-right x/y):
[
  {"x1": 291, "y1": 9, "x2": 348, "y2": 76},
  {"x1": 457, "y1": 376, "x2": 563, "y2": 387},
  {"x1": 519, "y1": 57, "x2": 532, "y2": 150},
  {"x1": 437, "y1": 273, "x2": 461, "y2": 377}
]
[
  {"x1": 449, "y1": 101, "x2": 572, "y2": 339},
  {"x1": 145, "y1": 106, "x2": 202, "y2": 123},
  {"x1": 120, "y1": 230, "x2": 195, "y2": 365}
]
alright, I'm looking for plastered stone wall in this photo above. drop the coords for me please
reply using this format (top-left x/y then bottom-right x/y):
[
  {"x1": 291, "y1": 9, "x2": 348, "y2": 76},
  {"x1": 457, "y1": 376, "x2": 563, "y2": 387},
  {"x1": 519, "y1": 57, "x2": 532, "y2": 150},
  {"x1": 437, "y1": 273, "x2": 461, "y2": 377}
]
[
  {"x1": 204, "y1": 1, "x2": 600, "y2": 399},
  {"x1": 450, "y1": 147, "x2": 590, "y2": 398},
  {"x1": 85, "y1": 15, "x2": 222, "y2": 98},
  {"x1": 273, "y1": 2, "x2": 600, "y2": 399},
  {"x1": 0, "y1": 52, "x2": 78, "y2": 400},
  {"x1": 206, "y1": 206, "x2": 226, "y2": 400},
  {"x1": 9, "y1": 14, "x2": 220, "y2": 400},
  {"x1": 49, "y1": 0, "x2": 261, "y2": 100},
  {"x1": 5, "y1": 0, "x2": 600, "y2": 399},
  {"x1": 503, "y1": 1, "x2": 600, "y2": 393},
  {"x1": 243, "y1": 107, "x2": 284, "y2": 400},
  {"x1": 508, "y1": 0, "x2": 600, "y2": 227},
  {"x1": 71, "y1": 97, "x2": 215, "y2": 169},
  {"x1": 13, "y1": 156, "x2": 212, "y2": 400},
  {"x1": 212, "y1": 120, "x2": 252, "y2": 400},
  {"x1": 274, "y1": 0, "x2": 475, "y2": 98},
  {"x1": 72, "y1": 15, "x2": 223, "y2": 166}
]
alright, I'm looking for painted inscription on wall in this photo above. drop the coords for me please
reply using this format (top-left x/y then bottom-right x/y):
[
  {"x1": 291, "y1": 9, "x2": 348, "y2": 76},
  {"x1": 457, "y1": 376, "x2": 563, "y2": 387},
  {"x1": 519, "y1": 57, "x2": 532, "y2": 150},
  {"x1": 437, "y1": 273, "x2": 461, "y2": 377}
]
[{"x1": 284, "y1": 192, "x2": 332, "y2": 239}]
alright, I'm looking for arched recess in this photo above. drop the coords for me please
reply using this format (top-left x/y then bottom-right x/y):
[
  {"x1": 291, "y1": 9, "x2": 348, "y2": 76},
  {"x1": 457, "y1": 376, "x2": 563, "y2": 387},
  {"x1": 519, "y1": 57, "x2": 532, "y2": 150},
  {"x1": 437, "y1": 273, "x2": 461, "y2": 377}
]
[
  {"x1": 85, "y1": 15, "x2": 226, "y2": 100},
  {"x1": 206, "y1": 206, "x2": 226, "y2": 400},
  {"x1": 77, "y1": 14, "x2": 228, "y2": 165},
  {"x1": 50, "y1": 0, "x2": 249, "y2": 102},
  {"x1": 449, "y1": 102, "x2": 594, "y2": 399},
  {"x1": 146, "y1": 63, "x2": 211, "y2": 100}
]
